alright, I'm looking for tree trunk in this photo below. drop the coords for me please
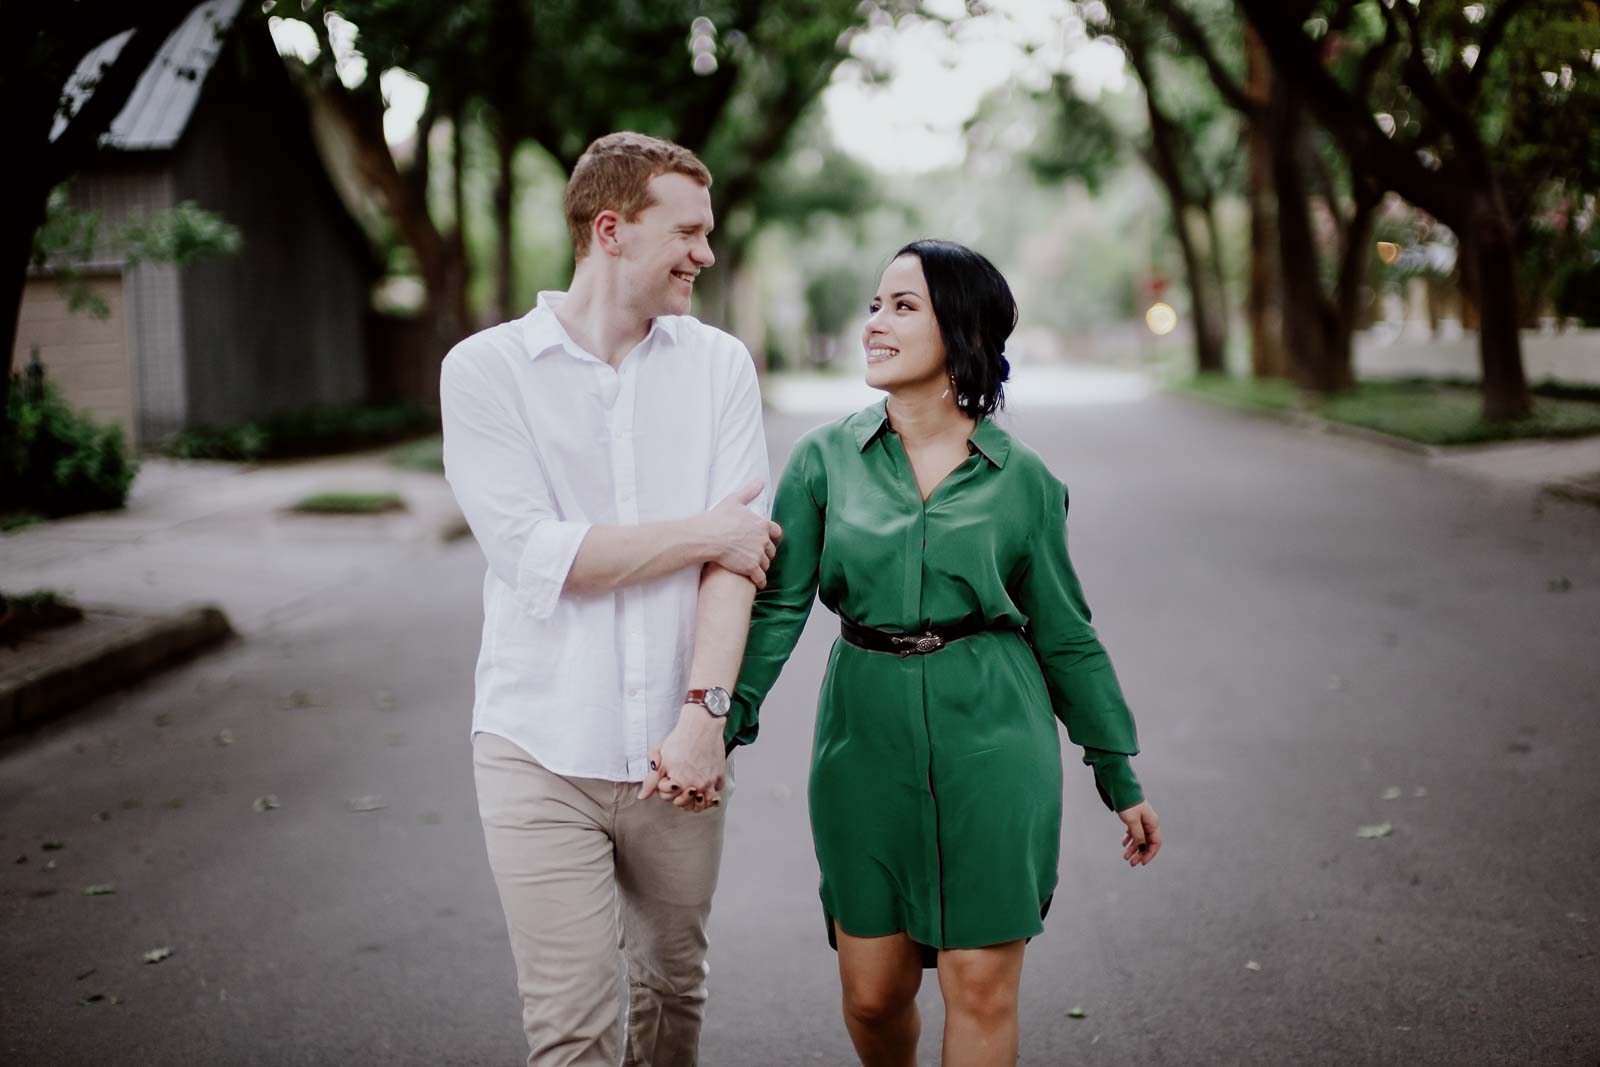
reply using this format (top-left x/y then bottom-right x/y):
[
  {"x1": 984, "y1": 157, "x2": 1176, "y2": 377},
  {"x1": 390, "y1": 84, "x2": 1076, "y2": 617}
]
[
  {"x1": 1464, "y1": 196, "x2": 1531, "y2": 420},
  {"x1": 493, "y1": 122, "x2": 516, "y2": 323},
  {"x1": 0, "y1": 187, "x2": 49, "y2": 425},
  {"x1": 1245, "y1": 26, "x2": 1287, "y2": 378},
  {"x1": 1199, "y1": 194, "x2": 1232, "y2": 367},
  {"x1": 1269, "y1": 92, "x2": 1351, "y2": 392}
]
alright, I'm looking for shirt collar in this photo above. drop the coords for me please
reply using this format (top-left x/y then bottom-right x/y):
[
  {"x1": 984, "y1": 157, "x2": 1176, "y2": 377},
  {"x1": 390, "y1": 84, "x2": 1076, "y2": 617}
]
[
  {"x1": 521, "y1": 290, "x2": 680, "y2": 362},
  {"x1": 849, "y1": 399, "x2": 1011, "y2": 468}
]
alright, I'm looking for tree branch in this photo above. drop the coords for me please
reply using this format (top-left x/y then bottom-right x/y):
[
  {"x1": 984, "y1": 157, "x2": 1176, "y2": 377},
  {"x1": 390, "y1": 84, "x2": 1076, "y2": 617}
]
[
  {"x1": 1143, "y1": 0, "x2": 1260, "y2": 118},
  {"x1": 1465, "y1": 0, "x2": 1532, "y2": 98}
]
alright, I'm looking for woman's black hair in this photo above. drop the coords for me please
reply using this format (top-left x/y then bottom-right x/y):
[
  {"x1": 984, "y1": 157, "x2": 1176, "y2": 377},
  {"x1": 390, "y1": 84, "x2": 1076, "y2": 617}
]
[{"x1": 893, "y1": 238, "x2": 1018, "y2": 420}]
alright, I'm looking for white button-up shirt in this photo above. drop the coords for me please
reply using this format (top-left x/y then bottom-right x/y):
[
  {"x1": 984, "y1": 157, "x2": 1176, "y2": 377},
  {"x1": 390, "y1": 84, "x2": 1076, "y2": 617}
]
[{"x1": 440, "y1": 291, "x2": 770, "y2": 782}]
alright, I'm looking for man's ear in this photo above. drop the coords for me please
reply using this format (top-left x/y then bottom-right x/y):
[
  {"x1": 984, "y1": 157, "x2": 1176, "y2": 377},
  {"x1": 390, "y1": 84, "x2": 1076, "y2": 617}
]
[{"x1": 593, "y1": 210, "x2": 622, "y2": 257}]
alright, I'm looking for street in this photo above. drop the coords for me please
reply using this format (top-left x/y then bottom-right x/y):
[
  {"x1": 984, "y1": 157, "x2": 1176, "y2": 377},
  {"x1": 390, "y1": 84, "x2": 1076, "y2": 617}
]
[{"x1": 3, "y1": 386, "x2": 1598, "y2": 1066}]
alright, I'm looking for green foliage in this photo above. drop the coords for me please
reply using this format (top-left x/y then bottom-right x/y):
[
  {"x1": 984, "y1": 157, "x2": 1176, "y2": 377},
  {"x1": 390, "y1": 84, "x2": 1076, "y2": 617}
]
[
  {"x1": 3, "y1": 376, "x2": 138, "y2": 519},
  {"x1": 1027, "y1": 76, "x2": 1125, "y2": 194},
  {"x1": 388, "y1": 435, "x2": 443, "y2": 473},
  {"x1": 31, "y1": 186, "x2": 242, "y2": 320},
  {"x1": 162, "y1": 404, "x2": 438, "y2": 462},
  {"x1": 121, "y1": 200, "x2": 243, "y2": 267},
  {"x1": 804, "y1": 265, "x2": 869, "y2": 339}
]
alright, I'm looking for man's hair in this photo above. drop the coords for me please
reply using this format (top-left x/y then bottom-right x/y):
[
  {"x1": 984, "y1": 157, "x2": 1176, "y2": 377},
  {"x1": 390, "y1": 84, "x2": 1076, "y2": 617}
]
[{"x1": 565, "y1": 132, "x2": 712, "y2": 262}]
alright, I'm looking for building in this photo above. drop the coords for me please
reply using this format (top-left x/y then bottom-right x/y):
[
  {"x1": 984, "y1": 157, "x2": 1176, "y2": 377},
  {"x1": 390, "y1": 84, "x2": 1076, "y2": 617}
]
[{"x1": 14, "y1": 0, "x2": 377, "y2": 447}]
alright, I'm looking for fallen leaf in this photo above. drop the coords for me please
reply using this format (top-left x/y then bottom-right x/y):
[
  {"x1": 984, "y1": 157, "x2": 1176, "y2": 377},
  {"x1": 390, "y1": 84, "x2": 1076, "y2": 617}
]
[
  {"x1": 215, "y1": 729, "x2": 235, "y2": 746},
  {"x1": 91, "y1": 811, "x2": 111, "y2": 823},
  {"x1": 41, "y1": 840, "x2": 64, "y2": 851},
  {"x1": 83, "y1": 884, "x2": 116, "y2": 896},
  {"x1": 1302, "y1": 911, "x2": 1318, "y2": 922},
  {"x1": 374, "y1": 691, "x2": 397, "y2": 710},
  {"x1": 347, "y1": 795, "x2": 387, "y2": 813},
  {"x1": 153, "y1": 713, "x2": 172, "y2": 727},
  {"x1": 418, "y1": 812, "x2": 441, "y2": 826},
  {"x1": 142, "y1": 946, "x2": 173, "y2": 965},
  {"x1": 1068, "y1": 1006, "x2": 1087, "y2": 1019},
  {"x1": 1356, "y1": 822, "x2": 1393, "y2": 839},
  {"x1": 1506, "y1": 740, "x2": 1532, "y2": 754},
  {"x1": 252, "y1": 795, "x2": 280, "y2": 813},
  {"x1": 75, "y1": 968, "x2": 97, "y2": 981},
  {"x1": 163, "y1": 798, "x2": 186, "y2": 810},
  {"x1": 1412, "y1": 786, "x2": 1428, "y2": 798},
  {"x1": 78, "y1": 994, "x2": 105, "y2": 1006},
  {"x1": 1381, "y1": 786, "x2": 1402, "y2": 801},
  {"x1": 1245, "y1": 960, "x2": 1263, "y2": 972},
  {"x1": 14, "y1": 854, "x2": 26, "y2": 865},
  {"x1": 1547, "y1": 577, "x2": 1572, "y2": 593},
  {"x1": 45, "y1": 859, "x2": 57, "y2": 871},
  {"x1": 1327, "y1": 675, "x2": 1346, "y2": 692}
]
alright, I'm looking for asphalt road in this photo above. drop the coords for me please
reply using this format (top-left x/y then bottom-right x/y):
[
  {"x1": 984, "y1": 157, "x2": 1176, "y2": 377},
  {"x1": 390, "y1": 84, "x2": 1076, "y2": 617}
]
[{"x1": 3, "y1": 393, "x2": 1597, "y2": 1066}]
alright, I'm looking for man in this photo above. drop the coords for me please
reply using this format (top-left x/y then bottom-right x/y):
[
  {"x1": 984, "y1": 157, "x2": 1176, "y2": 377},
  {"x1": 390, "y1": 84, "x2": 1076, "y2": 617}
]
[{"x1": 440, "y1": 131, "x2": 777, "y2": 1066}]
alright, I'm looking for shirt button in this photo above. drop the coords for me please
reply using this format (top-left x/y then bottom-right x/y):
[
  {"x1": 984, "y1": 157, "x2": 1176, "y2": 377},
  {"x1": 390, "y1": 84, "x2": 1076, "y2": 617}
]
[{"x1": 627, "y1": 688, "x2": 639, "y2": 698}]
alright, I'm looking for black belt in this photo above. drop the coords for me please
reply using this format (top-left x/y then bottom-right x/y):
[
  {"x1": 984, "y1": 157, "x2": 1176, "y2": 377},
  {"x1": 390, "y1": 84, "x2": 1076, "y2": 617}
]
[{"x1": 839, "y1": 615, "x2": 998, "y2": 657}]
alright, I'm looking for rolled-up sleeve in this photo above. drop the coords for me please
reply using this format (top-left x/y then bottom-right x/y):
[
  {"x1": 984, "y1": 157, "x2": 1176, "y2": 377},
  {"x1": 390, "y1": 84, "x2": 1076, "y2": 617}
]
[{"x1": 441, "y1": 353, "x2": 589, "y2": 620}]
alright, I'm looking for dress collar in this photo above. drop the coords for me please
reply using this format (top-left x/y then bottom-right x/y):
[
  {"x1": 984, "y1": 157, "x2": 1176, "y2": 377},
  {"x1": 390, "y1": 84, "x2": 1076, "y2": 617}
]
[{"x1": 848, "y1": 399, "x2": 1011, "y2": 468}]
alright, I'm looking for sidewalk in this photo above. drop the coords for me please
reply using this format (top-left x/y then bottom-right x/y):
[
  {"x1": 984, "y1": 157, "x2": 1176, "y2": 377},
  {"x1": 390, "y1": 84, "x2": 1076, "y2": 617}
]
[{"x1": 3, "y1": 447, "x2": 465, "y2": 634}]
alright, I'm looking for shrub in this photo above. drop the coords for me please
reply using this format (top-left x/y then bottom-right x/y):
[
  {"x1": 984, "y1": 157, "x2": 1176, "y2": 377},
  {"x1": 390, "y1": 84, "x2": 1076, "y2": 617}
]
[
  {"x1": 163, "y1": 403, "x2": 438, "y2": 462},
  {"x1": 3, "y1": 376, "x2": 138, "y2": 518}
]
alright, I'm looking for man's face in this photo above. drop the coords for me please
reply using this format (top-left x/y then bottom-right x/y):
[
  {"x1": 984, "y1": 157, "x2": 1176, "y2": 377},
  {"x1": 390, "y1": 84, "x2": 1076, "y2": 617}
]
[{"x1": 615, "y1": 172, "x2": 716, "y2": 318}]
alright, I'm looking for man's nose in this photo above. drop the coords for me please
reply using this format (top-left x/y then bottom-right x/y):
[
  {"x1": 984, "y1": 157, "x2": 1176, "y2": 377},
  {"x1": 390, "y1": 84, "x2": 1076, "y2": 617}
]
[{"x1": 695, "y1": 236, "x2": 715, "y2": 267}]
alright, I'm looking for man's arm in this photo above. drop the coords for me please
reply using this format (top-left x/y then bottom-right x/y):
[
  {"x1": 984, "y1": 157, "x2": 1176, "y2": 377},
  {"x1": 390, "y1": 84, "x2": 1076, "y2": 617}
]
[
  {"x1": 564, "y1": 482, "x2": 777, "y2": 596},
  {"x1": 638, "y1": 563, "x2": 756, "y2": 806},
  {"x1": 442, "y1": 354, "x2": 778, "y2": 617}
]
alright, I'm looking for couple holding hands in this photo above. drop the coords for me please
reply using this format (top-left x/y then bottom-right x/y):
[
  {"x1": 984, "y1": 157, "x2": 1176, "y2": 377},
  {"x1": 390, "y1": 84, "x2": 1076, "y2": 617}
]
[{"x1": 441, "y1": 131, "x2": 1161, "y2": 1067}]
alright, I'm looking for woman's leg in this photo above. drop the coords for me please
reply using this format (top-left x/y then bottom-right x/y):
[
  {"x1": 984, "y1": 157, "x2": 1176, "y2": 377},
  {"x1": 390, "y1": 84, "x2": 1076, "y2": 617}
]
[
  {"x1": 834, "y1": 923, "x2": 926, "y2": 1067},
  {"x1": 935, "y1": 940, "x2": 1026, "y2": 1067}
]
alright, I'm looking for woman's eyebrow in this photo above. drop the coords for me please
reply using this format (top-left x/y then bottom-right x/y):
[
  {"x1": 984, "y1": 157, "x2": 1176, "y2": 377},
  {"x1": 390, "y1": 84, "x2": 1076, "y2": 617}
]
[{"x1": 890, "y1": 291, "x2": 921, "y2": 300}]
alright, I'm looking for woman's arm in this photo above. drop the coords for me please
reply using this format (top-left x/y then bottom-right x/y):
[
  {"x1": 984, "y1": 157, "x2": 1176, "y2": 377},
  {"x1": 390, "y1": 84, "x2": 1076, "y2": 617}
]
[{"x1": 724, "y1": 435, "x2": 828, "y2": 750}]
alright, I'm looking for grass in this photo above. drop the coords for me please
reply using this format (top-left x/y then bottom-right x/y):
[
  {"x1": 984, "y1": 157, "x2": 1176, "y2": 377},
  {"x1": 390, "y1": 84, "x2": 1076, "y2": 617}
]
[
  {"x1": 388, "y1": 435, "x2": 443, "y2": 474},
  {"x1": 1174, "y1": 375, "x2": 1600, "y2": 446},
  {"x1": 0, "y1": 590, "x2": 85, "y2": 645},
  {"x1": 1, "y1": 511, "x2": 45, "y2": 534},
  {"x1": 290, "y1": 492, "x2": 407, "y2": 515}
]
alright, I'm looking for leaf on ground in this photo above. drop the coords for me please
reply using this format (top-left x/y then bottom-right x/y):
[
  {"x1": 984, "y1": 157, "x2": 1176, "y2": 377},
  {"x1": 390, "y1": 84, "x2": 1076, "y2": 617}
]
[
  {"x1": 1506, "y1": 740, "x2": 1533, "y2": 754},
  {"x1": 153, "y1": 713, "x2": 172, "y2": 727},
  {"x1": 75, "y1": 968, "x2": 97, "y2": 981},
  {"x1": 92, "y1": 811, "x2": 111, "y2": 823},
  {"x1": 1327, "y1": 675, "x2": 1346, "y2": 692},
  {"x1": 78, "y1": 994, "x2": 105, "y2": 1006},
  {"x1": 1356, "y1": 822, "x2": 1393, "y2": 839},
  {"x1": 45, "y1": 859, "x2": 57, "y2": 871},
  {"x1": 1381, "y1": 786, "x2": 1402, "y2": 801},
  {"x1": 418, "y1": 811, "x2": 441, "y2": 826},
  {"x1": 83, "y1": 884, "x2": 116, "y2": 896},
  {"x1": 1302, "y1": 911, "x2": 1318, "y2": 921},
  {"x1": 346, "y1": 795, "x2": 387, "y2": 813},
  {"x1": 374, "y1": 690, "x2": 397, "y2": 710},
  {"x1": 14, "y1": 854, "x2": 26, "y2": 865},
  {"x1": 42, "y1": 840, "x2": 65, "y2": 851},
  {"x1": 1412, "y1": 786, "x2": 1428, "y2": 798},
  {"x1": 252, "y1": 795, "x2": 280, "y2": 813},
  {"x1": 215, "y1": 729, "x2": 235, "y2": 746},
  {"x1": 280, "y1": 690, "x2": 315, "y2": 710},
  {"x1": 1068, "y1": 1006, "x2": 1087, "y2": 1019},
  {"x1": 1547, "y1": 577, "x2": 1572, "y2": 593},
  {"x1": 1245, "y1": 960, "x2": 1263, "y2": 972},
  {"x1": 142, "y1": 946, "x2": 173, "y2": 964}
]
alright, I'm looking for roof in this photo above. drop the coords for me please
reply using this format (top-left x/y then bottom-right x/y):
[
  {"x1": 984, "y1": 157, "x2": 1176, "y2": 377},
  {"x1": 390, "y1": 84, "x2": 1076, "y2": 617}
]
[{"x1": 50, "y1": 0, "x2": 245, "y2": 151}]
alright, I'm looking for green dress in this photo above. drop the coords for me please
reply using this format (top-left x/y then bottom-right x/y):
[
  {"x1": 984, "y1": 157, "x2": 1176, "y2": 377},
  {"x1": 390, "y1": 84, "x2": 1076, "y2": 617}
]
[{"x1": 727, "y1": 401, "x2": 1144, "y2": 956}]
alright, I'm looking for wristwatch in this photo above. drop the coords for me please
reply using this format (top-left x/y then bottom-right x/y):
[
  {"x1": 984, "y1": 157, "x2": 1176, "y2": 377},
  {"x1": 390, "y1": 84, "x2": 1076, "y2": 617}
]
[{"x1": 685, "y1": 687, "x2": 731, "y2": 719}]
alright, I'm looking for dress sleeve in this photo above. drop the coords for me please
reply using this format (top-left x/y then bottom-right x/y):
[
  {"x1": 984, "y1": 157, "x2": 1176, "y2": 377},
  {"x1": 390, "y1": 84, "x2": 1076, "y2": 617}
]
[
  {"x1": 1012, "y1": 478, "x2": 1144, "y2": 812},
  {"x1": 725, "y1": 435, "x2": 826, "y2": 750}
]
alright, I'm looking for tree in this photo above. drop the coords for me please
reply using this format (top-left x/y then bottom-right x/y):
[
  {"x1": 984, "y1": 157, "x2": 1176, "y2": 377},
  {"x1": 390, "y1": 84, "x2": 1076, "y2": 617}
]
[
  {"x1": 274, "y1": 0, "x2": 894, "y2": 338},
  {"x1": 1234, "y1": 0, "x2": 1574, "y2": 420}
]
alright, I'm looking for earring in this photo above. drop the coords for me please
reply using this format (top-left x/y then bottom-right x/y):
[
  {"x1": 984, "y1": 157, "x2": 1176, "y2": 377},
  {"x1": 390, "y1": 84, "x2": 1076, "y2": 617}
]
[{"x1": 940, "y1": 375, "x2": 955, "y2": 401}]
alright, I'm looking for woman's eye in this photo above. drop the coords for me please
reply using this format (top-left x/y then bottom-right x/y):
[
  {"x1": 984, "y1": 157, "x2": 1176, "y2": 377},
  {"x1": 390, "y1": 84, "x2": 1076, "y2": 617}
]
[
  {"x1": 898, "y1": 302, "x2": 912, "y2": 311},
  {"x1": 868, "y1": 304, "x2": 880, "y2": 314}
]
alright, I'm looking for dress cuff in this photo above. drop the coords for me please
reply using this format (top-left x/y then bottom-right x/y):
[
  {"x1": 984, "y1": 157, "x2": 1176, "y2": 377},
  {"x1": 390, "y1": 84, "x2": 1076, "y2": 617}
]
[
  {"x1": 514, "y1": 519, "x2": 590, "y2": 620},
  {"x1": 1083, "y1": 749, "x2": 1144, "y2": 812}
]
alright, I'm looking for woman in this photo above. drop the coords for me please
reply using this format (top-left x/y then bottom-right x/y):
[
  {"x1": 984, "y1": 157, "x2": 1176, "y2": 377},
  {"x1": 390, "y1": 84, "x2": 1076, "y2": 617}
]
[{"x1": 725, "y1": 240, "x2": 1161, "y2": 1066}]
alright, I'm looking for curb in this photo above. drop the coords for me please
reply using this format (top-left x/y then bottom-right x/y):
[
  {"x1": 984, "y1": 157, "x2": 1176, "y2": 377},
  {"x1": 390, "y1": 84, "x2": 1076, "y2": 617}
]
[
  {"x1": 1169, "y1": 389, "x2": 1441, "y2": 458},
  {"x1": 1541, "y1": 475, "x2": 1600, "y2": 510},
  {"x1": 0, "y1": 604, "x2": 235, "y2": 737}
]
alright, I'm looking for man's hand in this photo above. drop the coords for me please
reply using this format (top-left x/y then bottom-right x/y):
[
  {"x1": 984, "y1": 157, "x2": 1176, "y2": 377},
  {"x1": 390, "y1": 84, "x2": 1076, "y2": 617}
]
[
  {"x1": 700, "y1": 481, "x2": 782, "y2": 588},
  {"x1": 1117, "y1": 800, "x2": 1162, "y2": 867},
  {"x1": 639, "y1": 705, "x2": 726, "y2": 812}
]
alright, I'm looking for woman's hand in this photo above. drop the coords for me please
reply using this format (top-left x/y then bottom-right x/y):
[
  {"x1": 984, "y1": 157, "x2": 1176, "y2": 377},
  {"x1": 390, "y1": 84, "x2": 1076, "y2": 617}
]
[{"x1": 1117, "y1": 800, "x2": 1161, "y2": 867}]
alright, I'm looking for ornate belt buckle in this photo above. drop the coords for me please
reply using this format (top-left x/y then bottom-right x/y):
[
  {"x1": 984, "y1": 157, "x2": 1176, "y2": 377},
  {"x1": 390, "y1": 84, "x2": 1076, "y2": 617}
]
[{"x1": 914, "y1": 634, "x2": 944, "y2": 654}]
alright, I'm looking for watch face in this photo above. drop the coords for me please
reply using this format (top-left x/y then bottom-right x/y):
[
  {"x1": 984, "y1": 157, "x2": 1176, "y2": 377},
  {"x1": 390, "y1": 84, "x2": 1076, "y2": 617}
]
[{"x1": 705, "y1": 687, "x2": 731, "y2": 717}]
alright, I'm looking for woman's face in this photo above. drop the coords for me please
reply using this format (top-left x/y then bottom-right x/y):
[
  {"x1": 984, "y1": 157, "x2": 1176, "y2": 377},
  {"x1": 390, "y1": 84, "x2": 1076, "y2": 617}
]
[{"x1": 862, "y1": 255, "x2": 947, "y2": 396}]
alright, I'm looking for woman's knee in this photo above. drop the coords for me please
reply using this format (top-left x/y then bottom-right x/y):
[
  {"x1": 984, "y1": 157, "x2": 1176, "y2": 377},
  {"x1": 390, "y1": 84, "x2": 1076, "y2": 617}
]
[
  {"x1": 939, "y1": 949, "x2": 1022, "y2": 1027},
  {"x1": 842, "y1": 979, "x2": 917, "y2": 1028}
]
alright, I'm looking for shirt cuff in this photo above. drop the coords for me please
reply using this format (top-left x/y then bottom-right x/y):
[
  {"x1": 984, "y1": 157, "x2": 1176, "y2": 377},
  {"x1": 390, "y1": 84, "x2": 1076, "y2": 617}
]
[
  {"x1": 1082, "y1": 748, "x2": 1144, "y2": 813},
  {"x1": 514, "y1": 519, "x2": 590, "y2": 620}
]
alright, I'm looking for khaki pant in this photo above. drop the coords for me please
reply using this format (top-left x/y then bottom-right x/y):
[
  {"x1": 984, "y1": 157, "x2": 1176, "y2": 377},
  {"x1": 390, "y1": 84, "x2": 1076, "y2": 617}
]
[{"x1": 473, "y1": 731, "x2": 729, "y2": 1067}]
